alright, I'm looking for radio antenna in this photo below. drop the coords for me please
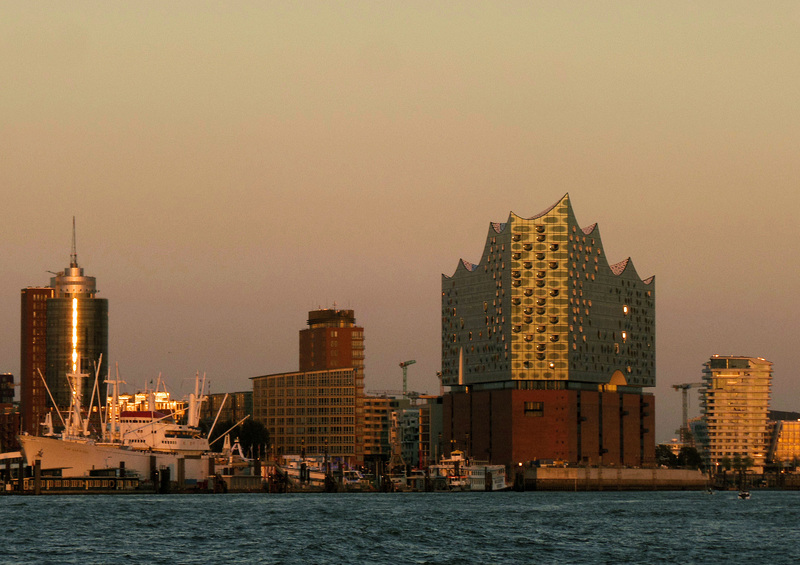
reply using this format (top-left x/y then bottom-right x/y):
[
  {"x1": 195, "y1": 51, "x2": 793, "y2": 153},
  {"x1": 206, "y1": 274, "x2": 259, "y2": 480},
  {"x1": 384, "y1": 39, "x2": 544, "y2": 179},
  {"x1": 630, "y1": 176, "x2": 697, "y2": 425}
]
[{"x1": 70, "y1": 216, "x2": 78, "y2": 267}]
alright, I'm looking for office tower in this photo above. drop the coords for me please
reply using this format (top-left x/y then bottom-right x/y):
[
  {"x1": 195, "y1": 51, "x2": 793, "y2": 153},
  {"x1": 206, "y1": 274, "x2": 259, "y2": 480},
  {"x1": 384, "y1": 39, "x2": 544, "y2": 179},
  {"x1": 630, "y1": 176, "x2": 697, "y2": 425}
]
[
  {"x1": 20, "y1": 287, "x2": 55, "y2": 433},
  {"x1": 252, "y1": 308, "x2": 365, "y2": 465},
  {"x1": 700, "y1": 355, "x2": 772, "y2": 471},
  {"x1": 45, "y1": 226, "x2": 109, "y2": 411},
  {"x1": 299, "y1": 308, "x2": 365, "y2": 372},
  {"x1": 441, "y1": 194, "x2": 656, "y2": 466}
]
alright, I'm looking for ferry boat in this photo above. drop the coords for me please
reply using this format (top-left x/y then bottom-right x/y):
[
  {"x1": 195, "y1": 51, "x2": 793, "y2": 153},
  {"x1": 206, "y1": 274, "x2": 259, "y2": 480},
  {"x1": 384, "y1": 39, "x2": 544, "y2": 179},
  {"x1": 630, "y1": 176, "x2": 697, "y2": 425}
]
[
  {"x1": 17, "y1": 358, "x2": 235, "y2": 484},
  {"x1": 467, "y1": 464, "x2": 508, "y2": 491},
  {"x1": 429, "y1": 451, "x2": 470, "y2": 490},
  {"x1": 428, "y1": 450, "x2": 508, "y2": 491}
]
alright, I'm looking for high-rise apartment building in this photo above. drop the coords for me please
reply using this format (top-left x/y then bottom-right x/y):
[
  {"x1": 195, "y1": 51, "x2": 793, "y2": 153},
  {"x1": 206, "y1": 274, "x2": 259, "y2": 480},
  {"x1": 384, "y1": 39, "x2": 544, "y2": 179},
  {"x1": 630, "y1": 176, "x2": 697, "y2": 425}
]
[
  {"x1": 700, "y1": 355, "x2": 772, "y2": 471},
  {"x1": 441, "y1": 194, "x2": 656, "y2": 466},
  {"x1": 252, "y1": 308, "x2": 365, "y2": 466},
  {"x1": 20, "y1": 287, "x2": 54, "y2": 433}
]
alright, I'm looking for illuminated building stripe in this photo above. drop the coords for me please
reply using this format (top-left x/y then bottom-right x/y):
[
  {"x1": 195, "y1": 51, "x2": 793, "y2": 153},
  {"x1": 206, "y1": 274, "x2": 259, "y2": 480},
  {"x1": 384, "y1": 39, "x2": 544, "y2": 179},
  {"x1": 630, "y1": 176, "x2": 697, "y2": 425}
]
[{"x1": 72, "y1": 297, "x2": 78, "y2": 371}]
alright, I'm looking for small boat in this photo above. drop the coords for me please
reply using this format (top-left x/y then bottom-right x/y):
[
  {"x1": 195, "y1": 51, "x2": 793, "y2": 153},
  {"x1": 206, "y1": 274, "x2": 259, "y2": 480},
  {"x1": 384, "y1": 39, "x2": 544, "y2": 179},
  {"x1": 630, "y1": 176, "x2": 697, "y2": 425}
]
[
  {"x1": 738, "y1": 490, "x2": 750, "y2": 500},
  {"x1": 278, "y1": 455, "x2": 327, "y2": 486}
]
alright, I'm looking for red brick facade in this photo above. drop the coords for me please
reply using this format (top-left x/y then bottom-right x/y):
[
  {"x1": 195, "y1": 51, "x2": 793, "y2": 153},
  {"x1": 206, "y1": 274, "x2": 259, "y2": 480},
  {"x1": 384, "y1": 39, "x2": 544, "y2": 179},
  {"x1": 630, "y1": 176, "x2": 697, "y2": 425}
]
[
  {"x1": 20, "y1": 287, "x2": 54, "y2": 434},
  {"x1": 443, "y1": 388, "x2": 655, "y2": 467}
]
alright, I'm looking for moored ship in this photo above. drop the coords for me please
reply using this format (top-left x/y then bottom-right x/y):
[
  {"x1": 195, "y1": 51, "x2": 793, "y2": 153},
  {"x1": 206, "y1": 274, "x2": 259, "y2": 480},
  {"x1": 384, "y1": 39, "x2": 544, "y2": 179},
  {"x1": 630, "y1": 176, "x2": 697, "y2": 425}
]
[
  {"x1": 18, "y1": 359, "x2": 229, "y2": 484},
  {"x1": 429, "y1": 450, "x2": 509, "y2": 491}
]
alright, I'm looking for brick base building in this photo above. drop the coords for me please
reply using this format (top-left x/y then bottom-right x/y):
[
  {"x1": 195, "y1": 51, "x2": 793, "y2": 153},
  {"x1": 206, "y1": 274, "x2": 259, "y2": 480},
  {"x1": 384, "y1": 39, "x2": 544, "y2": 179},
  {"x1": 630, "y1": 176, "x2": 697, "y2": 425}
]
[{"x1": 443, "y1": 388, "x2": 655, "y2": 467}]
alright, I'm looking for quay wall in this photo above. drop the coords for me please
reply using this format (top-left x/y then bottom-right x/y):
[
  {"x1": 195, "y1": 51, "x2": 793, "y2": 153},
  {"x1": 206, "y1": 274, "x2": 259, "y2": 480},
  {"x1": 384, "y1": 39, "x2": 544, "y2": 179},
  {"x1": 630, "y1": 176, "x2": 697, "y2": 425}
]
[{"x1": 521, "y1": 467, "x2": 708, "y2": 491}]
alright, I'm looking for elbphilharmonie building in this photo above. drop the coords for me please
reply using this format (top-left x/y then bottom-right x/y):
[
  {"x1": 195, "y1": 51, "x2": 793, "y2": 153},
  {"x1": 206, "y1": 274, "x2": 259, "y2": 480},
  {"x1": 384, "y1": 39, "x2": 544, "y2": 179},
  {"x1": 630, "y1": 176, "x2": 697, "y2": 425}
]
[{"x1": 441, "y1": 194, "x2": 656, "y2": 466}]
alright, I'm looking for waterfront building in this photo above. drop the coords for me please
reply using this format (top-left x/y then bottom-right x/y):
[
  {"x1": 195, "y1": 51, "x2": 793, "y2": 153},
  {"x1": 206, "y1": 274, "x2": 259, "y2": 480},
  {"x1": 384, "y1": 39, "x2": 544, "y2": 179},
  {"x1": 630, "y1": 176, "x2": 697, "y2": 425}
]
[
  {"x1": 20, "y1": 224, "x2": 108, "y2": 431},
  {"x1": 441, "y1": 194, "x2": 656, "y2": 467},
  {"x1": 0, "y1": 403, "x2": 21, "y2": 452},
  {"x1": 417, "y1": 398, "x2": 435, "y2": 467},
  {"x1": 252, "y1": 308, "x2": 366, "y2": 466},
  {"x1": 45, "y1": 229, "x2": 109, "y2": 412},
  {"x1": 20, "y1": 287, "x2": 55, "y2": 433},
  {"x1": 0, "y1": 373, "x2": 20, "y2": 452},
  {"x1": 399, "y1": 406, "x2": 420, "y2": 468},
  {"x1": 699, "y1": 355, "x2": 772, "y2": 471},
  {"x1": 361, "y1": 394, "x2": 437, "y2": 470},
  {"x1": 0, "y1": 373, "x2": 13, "y2": 405},
  {"x1": 200, "y1": 391, "x2": 253, "y2": 427},
  {"x1": 252, "y1": 368, "x2": 362, "y2": 464},
  {"x1": 769, "y1": 418, "x2": 800, "y2": 467},
  {"x1": 363, "y1": 395, "x2": 392, "y2": 465}
]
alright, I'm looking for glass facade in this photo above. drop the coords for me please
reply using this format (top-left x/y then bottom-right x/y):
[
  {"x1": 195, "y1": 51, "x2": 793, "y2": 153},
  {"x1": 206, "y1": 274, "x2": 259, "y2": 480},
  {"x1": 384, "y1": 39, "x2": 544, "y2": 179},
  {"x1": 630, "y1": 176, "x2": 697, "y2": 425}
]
[
  {"x1": 441, "y1": 194, "x2": 655, "y2": 390},
  {"x1": 45, "y1": 297, "x2": 109, "y2": 409}
]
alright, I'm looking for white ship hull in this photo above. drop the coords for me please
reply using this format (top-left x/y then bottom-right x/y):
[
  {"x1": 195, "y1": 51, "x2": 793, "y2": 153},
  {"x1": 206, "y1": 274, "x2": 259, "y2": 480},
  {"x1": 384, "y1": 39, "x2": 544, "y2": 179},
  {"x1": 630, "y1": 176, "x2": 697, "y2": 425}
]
[{"x1": 18, "y1": 434, "x2": 211, "y2": 483}]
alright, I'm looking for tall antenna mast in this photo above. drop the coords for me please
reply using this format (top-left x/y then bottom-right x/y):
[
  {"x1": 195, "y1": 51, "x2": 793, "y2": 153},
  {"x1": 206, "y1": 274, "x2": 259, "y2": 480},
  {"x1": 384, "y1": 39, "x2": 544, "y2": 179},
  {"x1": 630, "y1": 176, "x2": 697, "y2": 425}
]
[{"x1": 70, "y1": 216, "x2": 78, "y2": 267}]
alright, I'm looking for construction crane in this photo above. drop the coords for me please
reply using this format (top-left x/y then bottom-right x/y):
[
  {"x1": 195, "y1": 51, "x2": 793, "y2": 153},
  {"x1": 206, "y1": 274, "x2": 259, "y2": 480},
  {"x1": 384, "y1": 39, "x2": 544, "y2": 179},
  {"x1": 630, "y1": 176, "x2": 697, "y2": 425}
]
[
  {"x1": 672, "y1": 382, "x2": 705, "y2": 444},
  {"x1": 399, "y1": 360, "x2": 416, "y2": 397}
]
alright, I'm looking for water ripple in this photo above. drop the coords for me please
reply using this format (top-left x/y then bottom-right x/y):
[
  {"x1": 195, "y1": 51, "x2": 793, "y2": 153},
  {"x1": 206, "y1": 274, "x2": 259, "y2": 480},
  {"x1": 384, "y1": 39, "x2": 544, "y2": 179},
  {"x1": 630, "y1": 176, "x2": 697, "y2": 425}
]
[{"x1": 1, "y1": 491, "x2": 799, "y2": 564}]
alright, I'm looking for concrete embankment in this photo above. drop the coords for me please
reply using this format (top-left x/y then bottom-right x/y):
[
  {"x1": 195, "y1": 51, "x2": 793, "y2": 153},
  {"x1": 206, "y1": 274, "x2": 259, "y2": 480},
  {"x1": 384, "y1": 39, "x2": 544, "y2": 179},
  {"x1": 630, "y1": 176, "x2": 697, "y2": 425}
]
[{"x1": 518, "y1": 467, "x2": 708, "y2": 491}]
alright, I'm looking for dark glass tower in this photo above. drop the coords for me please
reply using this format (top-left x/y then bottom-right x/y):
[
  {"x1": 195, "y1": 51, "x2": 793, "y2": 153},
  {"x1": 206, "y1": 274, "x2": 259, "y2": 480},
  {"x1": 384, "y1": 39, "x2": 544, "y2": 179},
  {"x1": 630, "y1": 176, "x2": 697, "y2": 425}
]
[{"x1": 44, "y1": 221, "x2": 109, "y2": 411}]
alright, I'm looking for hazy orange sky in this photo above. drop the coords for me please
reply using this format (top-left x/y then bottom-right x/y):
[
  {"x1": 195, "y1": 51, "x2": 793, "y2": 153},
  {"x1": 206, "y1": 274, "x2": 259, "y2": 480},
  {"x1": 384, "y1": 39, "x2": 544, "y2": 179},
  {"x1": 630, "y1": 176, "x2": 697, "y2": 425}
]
[{"x1": 2, "y1": 2, "x2": 798, "y2": 441}]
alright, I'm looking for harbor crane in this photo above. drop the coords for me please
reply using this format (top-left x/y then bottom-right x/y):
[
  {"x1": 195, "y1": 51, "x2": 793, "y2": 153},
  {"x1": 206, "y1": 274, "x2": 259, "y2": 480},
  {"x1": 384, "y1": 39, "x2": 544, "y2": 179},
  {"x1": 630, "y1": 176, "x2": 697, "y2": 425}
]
[
  {"x1": 672, "y1": 382, "x2": 705, "y2": 443},
  {"x1": 399, "y1": 360, "x2": 416, "y2": 397}
]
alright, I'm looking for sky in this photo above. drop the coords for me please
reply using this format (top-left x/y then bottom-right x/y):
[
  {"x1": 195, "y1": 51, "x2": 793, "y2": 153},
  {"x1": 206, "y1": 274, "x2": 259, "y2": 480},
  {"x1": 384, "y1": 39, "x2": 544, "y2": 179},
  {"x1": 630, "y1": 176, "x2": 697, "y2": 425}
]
[{"x1": 2, "y1": 2, "x2": 798, "y2": 443}]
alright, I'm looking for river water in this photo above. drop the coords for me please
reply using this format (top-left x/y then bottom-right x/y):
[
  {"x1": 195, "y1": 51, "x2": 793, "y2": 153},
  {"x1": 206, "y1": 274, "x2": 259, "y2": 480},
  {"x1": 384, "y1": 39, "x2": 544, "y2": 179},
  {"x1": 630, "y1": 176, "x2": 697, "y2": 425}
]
[{"x1": 1, "y1": 490, "x2": 798, "y2": 564}]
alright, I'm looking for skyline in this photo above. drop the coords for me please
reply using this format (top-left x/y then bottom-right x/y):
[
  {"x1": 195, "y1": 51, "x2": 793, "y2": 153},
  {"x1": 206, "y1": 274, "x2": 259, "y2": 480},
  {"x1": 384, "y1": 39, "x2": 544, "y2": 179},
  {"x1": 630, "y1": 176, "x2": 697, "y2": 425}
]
[{"x1": 2, "y1": 2, "x2": 799, "y2": 443}]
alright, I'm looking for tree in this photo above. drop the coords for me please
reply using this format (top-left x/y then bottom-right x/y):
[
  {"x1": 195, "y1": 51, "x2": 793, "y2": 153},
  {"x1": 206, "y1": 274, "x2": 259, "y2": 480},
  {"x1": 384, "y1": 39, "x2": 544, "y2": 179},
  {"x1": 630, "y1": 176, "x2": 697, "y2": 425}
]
[
  {"x1": 677, "y1": 447, "x2": 704, "y2": 470},
  {"x1": 656, "y1": 444, "x2": 678, "y2": 468},
  {"x1": 237, "y1": 419, "x2": 270, "y2": 459}
]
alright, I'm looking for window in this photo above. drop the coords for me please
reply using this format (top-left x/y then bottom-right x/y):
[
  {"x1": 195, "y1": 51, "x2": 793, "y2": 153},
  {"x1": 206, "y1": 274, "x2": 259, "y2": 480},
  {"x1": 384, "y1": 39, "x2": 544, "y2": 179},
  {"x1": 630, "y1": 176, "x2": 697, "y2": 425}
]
[{"x1": 524, "y1": 402, "x2": 544, "y2": 417}]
